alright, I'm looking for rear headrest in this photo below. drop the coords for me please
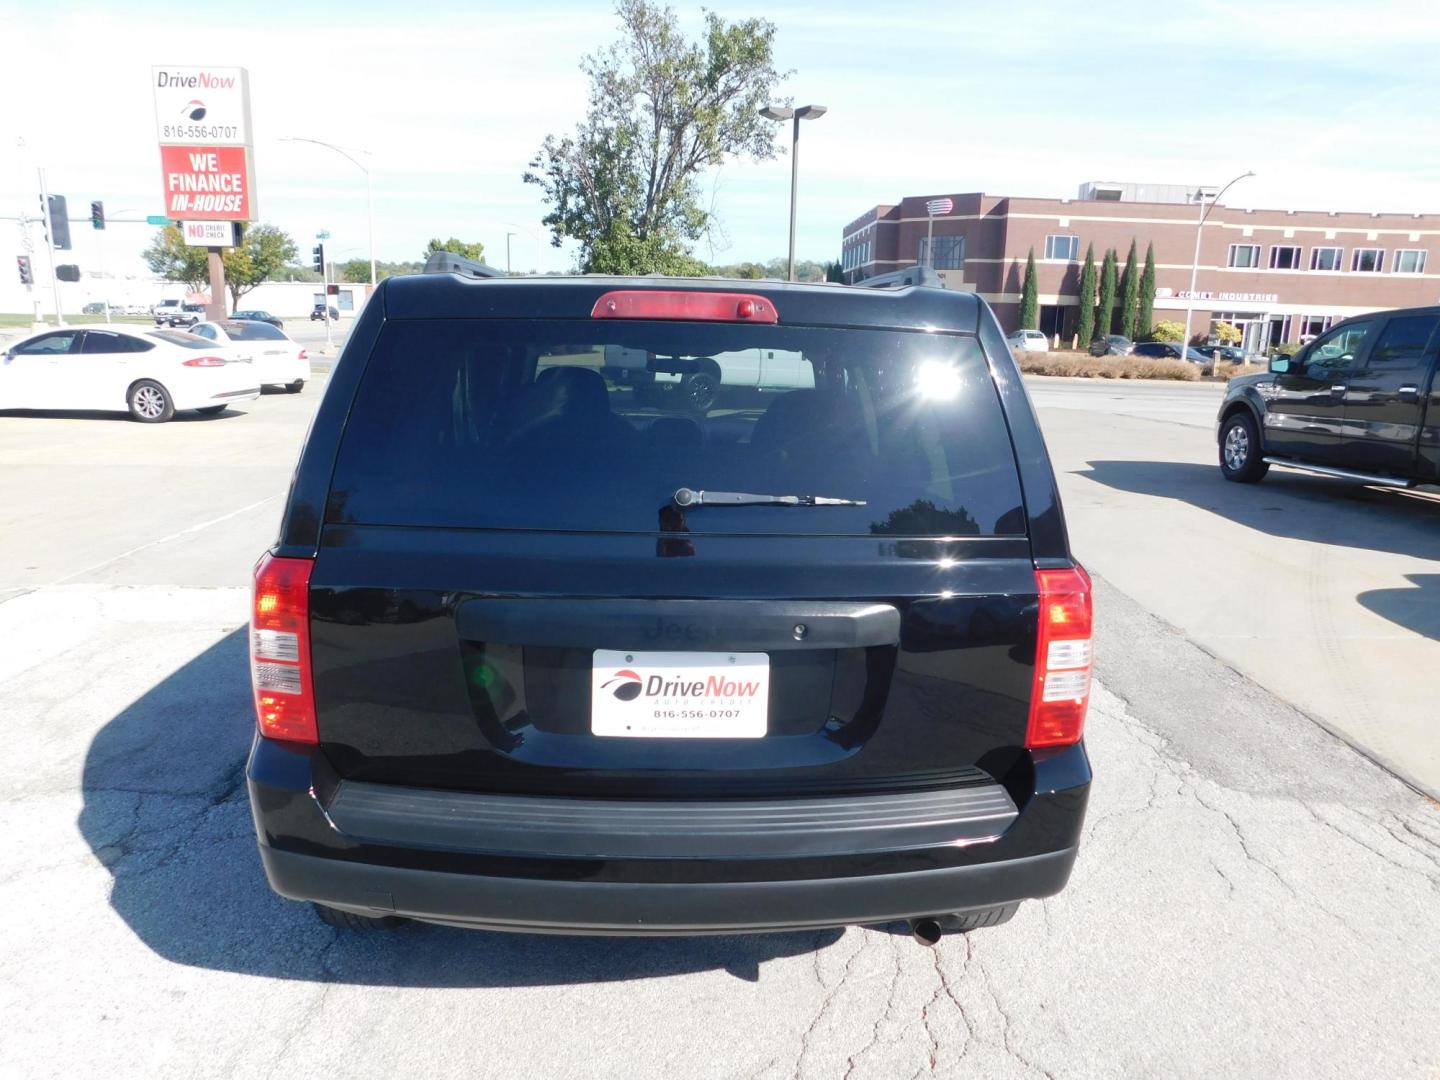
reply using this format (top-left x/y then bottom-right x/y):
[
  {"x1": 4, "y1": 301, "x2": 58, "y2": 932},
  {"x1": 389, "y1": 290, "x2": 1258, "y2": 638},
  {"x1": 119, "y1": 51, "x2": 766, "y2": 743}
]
[{"x1": 749, "y1": 390, "x2": 861, "y2": 458}]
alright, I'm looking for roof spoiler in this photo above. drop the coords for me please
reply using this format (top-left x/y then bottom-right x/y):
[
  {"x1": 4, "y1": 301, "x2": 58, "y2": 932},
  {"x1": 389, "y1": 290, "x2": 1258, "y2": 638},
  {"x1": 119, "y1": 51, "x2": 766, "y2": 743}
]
[
  {"x1": 422, "y1": 252, "x2": 506, "y2": 278},
  {"x1": 853, "y1": 265, "x2": 943, "y2": 290}
]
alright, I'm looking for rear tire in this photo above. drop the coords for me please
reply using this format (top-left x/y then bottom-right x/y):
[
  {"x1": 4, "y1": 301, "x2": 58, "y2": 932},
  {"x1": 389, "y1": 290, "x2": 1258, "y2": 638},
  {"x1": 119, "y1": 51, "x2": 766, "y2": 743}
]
[
  {"x1": 285, "y1": 380, "x2": 304, "y2": 394},
  {"x1": 1219, "y1": 411, "x2": 1268, "y2": 483},
  {"x1": 311, "y1": 903, "x2": 407, "y2": 931},
  {"x1": 680, "y1": 370, "x2": 718, "y2": 413},
  {"x1": 127, "y1": 380, "x2": 174, "y2": 423},
  {"x1": 196, "y1": 405, "x2": 225, "y2": 416}
]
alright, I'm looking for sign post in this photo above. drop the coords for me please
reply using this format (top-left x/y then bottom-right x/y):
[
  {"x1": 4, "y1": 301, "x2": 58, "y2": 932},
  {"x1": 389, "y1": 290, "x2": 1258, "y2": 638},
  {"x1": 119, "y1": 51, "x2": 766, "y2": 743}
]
[{"x1": 152, "y1": 66, "x2": 255, "y2": 322}]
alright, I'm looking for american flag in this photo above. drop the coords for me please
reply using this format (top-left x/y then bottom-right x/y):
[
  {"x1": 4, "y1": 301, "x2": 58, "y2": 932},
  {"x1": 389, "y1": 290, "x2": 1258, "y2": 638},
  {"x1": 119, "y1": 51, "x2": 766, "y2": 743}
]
[{"x1": 925, "y1": 197, "x2": 954, "y2": 216}]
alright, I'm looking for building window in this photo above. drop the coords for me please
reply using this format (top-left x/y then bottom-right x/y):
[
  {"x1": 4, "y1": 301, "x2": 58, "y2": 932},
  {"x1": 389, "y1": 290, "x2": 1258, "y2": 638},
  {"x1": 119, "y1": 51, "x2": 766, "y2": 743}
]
[
  {"x1": 1300, "y1": 315, "x2": 1329, "y2": 340},
  {"x1": 918, "y1": 235, "x2": 964, "y2": 270},
  {"x1": 1351, "y1": 248, "x2": 1384, "y2": 272},
  {"x1": 1227, "y1": 244, "x2": 1261, "y2": 268},
  {"x1": 1310, "y1": 247, "x2": 1343, "y2": 271},
  {"x1": 1044, "y1": 235, "x2": 1079, "y2": 261},
  {"x1": 1269, "y1": 245, "x2": 1302, "y2": 270},
  {"x1": 1394, "y1": 249, "x2": 1428, "y2": 274}
]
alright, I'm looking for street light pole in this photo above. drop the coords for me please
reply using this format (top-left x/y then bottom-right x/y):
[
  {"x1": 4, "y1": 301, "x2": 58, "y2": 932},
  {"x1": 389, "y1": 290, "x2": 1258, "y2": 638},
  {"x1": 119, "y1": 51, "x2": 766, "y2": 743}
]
[
  {"x1": 760, "y1": 104, "x2": 827, "y2": 281},
  {"x1": 506, "y1": 232, "x2": 516, "y2": 275},
  {"x1": 1181, "y1": 170, "x2": 1254, "y2": 368},
  {"x1": 281, "y1": 137, "x2": 376, "y2": 286}
]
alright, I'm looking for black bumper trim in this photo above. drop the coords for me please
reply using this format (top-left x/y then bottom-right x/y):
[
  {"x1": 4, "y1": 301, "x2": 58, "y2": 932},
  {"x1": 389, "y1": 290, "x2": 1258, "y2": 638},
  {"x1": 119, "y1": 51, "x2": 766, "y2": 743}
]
[
  {"x1": 258, "y1": 843, "x2": 1077, "y2": 934},
  {"x1": 326, "y1": 780, "x2": 1018, "y2": 860}
]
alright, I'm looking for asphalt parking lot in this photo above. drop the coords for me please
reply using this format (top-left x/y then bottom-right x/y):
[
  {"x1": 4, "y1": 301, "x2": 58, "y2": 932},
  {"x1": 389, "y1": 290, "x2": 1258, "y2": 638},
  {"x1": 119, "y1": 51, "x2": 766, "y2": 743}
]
[{"x1": 2, "y1": 375, "x2": 1437, "y2": 1079}]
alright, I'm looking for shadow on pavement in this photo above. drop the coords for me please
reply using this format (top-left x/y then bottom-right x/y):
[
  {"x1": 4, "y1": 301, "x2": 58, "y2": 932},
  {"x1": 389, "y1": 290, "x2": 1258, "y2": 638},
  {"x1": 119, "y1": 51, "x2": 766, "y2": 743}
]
[
  {"x1": 78, "y1": 630, "x2": 838, "y2": 987},
  {"x1": 1078, "y1": 459, "x2": 1440, "y2": 561},
  {"x1": 1357, "y1": 573, "x2": 1440, "y2": 641},
  {"x1": 0, "y1": 408, "x2": 247, "y2": 422}
]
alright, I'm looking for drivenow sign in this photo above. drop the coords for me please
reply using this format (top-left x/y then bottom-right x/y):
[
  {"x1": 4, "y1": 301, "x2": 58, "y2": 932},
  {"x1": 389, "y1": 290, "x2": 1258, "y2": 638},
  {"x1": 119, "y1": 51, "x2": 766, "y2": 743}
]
[{"x1": 152, "y1": 66, "x2": 256, "y2": 229}]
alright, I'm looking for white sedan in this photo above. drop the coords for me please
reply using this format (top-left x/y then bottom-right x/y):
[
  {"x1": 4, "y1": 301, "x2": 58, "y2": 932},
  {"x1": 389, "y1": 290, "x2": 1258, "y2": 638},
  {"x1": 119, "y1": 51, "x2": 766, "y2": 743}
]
[
  {"x1": 1006, "y1": 329, "x2": 1050, "y2": 353},
  {"x1": 0, "y1": 326, "x2": 260, "y2": 423},
  {"x1": 190, "y1": 319, "x2": 310, "y2": 392}
]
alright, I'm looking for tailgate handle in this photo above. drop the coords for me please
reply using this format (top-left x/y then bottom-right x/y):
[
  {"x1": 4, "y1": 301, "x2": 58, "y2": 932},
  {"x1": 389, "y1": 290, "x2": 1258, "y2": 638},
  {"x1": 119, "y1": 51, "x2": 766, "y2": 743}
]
[{"x1": 456, "y1": 599, "x2": 900, "y2": 651}]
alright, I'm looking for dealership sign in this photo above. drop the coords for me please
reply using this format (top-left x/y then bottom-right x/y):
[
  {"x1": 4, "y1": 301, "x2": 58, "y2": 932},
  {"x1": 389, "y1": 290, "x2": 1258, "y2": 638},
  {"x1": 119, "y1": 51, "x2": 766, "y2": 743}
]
[
  {"x1": 152, "y1": 66, "x2": 252, "y2": 146},
  {"x1": 181, "y1": 220, "x2": 242, "y2": 247},
  {"x1": 153, "y1": 65, "x2": 255, "y2": 229}
]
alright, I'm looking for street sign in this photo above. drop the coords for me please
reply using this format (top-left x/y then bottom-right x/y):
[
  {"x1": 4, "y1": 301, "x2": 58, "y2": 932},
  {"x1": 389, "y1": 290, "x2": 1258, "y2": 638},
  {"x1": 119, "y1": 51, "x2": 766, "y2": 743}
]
[
  {"x1": 159, "y1": 145, "x2": 254, "y2": 220},
  {"x1": 151, "y1": 66, "x2": 252, "y2": 147},
  {"x1": 316, "y1": 230, "x2": 331, "y2": 240},
  {"x1": 146, "y1": 215, "x2": 170, "y2": 225},
  {"x1": 181, "y1": 220, "x2": 240, "y2": 247}
]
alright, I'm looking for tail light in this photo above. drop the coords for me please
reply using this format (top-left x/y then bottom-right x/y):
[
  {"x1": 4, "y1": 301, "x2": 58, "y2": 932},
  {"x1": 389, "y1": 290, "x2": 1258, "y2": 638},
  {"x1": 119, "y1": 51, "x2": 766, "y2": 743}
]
[
  {"x1": 250, "y1": 553, "x2": 317, "y2": 744},
  {"x1": 297, "y1": 349, "x2": 308, "y2": 361},
  {"x1": 1026, "y1": 565, "x2": 1093, "y2": 748},
  {"x1": 590, "y1": 290, "x2": 779, "y2": 323},
  {"x1": 182, "y1": 355, "x2": 227, "y2": 367}
]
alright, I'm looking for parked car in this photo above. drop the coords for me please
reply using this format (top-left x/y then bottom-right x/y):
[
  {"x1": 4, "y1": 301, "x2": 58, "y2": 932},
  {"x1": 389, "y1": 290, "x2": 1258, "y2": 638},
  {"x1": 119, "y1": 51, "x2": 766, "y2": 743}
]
[
  {"x1": 311, "y1": 305, "x2": 341, "y2": 322},
  {"x1": 1088, "y1": 335, "x2": 1134, "y2": 357},
  {"x1": 152, "y1": 299, "x2": 182, "y2": 324},
  {"x1": 246, "y1": 275, "x2": 1093, "y2": 944},
  {"x1": 167, "y1": 303, "x2": 207, "y2": 328},
  {"x1": 0, "y1": 326, "x2": 259, "y2": 422},
  {"x1": 1195, "y1": 344, "x2": 1246, "y2": 364},
  {"x1": 1006, "y1": 329, "x2": 1049, "y2": 353},
  {"x1": 234, "y1": 309, "x2": 284, "y2": 329},
  {"x1": 190, "y1": 319, "x2": 309, "y2": 392},
  {"x1": 1133, "y1": 341, "x2": 1211, "y2": 364},
  {"x1": 82, "y1": 302, "x2": 109, "y2": 316},
  {"x1": 602, "y1": 344, "x2": 813, "y2": 411},
  {"x1": 1216, "y1": 306, "x2": 1439, "y2": 487}
]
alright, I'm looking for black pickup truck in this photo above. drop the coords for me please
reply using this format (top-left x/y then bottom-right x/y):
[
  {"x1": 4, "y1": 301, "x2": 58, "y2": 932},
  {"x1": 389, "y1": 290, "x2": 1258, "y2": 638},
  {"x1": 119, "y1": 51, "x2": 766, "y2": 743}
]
[{"x1": 1217, "y1": 305, "x2": 1440, "y2": 487}]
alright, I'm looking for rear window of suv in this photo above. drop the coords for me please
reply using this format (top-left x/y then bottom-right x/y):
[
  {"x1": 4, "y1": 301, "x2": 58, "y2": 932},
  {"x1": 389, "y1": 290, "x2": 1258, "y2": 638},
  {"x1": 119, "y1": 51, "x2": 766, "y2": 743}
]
[{"x1": 328, "y1": 318, "x2": 1025, "y2": 537}]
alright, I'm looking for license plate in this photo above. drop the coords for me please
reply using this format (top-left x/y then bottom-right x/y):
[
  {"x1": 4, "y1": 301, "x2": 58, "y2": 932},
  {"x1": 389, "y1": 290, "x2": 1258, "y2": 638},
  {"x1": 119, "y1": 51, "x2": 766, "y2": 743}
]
[{"x1": 591, "y1": 649, "x2": 769, "y2": 738}]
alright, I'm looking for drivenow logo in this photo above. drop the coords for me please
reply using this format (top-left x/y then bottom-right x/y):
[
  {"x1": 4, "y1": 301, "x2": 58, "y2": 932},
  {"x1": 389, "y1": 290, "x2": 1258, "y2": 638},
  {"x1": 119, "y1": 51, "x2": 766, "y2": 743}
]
[
  {"x1": 601, "y1": 669, "x2": 643, "y2": 701},
  {"x1": 181, "y1": 100, "x2": 207, "y2": 121}
]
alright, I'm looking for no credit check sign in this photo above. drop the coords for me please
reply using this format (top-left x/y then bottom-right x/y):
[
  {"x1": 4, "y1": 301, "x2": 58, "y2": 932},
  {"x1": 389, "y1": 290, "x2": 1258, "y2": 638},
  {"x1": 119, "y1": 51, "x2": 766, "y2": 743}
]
[{"x1": 159, "y1": 146, "x2": 255, "y2": 220}]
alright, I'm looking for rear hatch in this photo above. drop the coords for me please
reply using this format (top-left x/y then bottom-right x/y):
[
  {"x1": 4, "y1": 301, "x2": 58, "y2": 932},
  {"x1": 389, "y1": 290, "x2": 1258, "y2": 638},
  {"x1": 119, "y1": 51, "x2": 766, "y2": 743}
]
[{"x1": 309, "y1": 299, "x2": 1051, "y2": 798}]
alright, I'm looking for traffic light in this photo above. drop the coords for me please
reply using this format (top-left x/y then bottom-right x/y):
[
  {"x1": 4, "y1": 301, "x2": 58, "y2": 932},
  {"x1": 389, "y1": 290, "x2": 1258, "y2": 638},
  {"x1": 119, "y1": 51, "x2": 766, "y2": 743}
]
[
  {"x1": 91, "y1": 201, "x2": 105, "y2": 230},
  {"x1": 45, "y1": 195, "x2": 71, "y2": 250},
  {"x1": 312, "y1": 243, "x2": 325, "y2": 274},
  {"x1": 17, "y1": 256, "x2": 32, "y2": 285}
]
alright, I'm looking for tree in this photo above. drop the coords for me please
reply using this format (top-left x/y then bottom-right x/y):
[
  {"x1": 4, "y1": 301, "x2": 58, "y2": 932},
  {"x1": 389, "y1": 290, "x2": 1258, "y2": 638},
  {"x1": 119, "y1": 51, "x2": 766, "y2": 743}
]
[
  {"x1": 1018, "y1": 248, "x2": 1038, "y2": 330},
  {"x1": 1138, "y1": 242, "x2": 1157, "y2": 339},
  {"x1": 424, "y1": 237, "x2": 485, "y2": 262},
  {"x1": 1213, "y1": 321, "x2": 1242, "y2": 345},
  {"x1": 1097, "y1": 247, "x2": 1117, "y2": 337},
  {"x1": 1119, "y1": 239, "x2": 1139, "y2": 340},
  {"x1": 824, "y1": 260, "x2": 844, "y2": 283},
  {"x1": 1150, "y1": 320, "x2": 1186, "y2": 343},
  {"x1": 1076, "y1": 243, "x2": 1097, "y2": 349},
  {"x1": 143, "y1": 223, "x2": 297, "y2": 307},
  {"x1": 524, "y1": 0, "x2": 786, "y2": 274}
]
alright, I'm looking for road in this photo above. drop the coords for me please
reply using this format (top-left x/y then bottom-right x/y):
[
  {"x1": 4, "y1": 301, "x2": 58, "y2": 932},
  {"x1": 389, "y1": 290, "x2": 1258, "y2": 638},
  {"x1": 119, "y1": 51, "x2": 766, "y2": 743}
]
[
  {"x1": 1029, "y1": 376, "x2": 1440, "y2": 798},
  {"x1": 0, "y1": 376, "x2": 1437, "y2": 1079}
]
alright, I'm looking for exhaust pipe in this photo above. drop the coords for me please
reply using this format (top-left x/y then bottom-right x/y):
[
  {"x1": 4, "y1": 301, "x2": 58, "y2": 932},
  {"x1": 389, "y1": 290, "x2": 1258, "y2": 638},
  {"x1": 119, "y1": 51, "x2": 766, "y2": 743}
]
[{"x1": 909, "y1": 917, "x2": 943, "y2": 947}]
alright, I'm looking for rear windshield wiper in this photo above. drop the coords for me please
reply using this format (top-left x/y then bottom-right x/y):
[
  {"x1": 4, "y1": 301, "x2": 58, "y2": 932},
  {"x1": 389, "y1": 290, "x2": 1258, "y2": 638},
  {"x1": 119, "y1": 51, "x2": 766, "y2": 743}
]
[{"x1": 673, "y1": 487, "x2": 866, "y2": 508}]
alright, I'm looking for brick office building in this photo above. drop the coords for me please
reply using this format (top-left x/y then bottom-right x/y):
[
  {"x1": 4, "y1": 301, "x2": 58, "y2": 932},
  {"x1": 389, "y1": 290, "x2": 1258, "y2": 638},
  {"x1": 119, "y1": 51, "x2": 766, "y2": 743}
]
[{"x1": 841, "y1": 182, "x2": 1440, "y2": 353}]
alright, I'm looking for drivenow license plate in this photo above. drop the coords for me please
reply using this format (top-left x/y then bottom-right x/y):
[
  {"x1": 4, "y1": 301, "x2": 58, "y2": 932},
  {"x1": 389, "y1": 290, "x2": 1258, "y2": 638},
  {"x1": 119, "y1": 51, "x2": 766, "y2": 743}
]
[{"x1": 591, "y1": 649, "x2": 769, "y2": 738}]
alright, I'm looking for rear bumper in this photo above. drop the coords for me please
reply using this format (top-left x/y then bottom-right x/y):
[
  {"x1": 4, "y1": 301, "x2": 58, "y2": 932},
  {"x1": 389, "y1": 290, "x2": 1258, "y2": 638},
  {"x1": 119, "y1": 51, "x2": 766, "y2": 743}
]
[
  {"x1": 247, "y1": 735, "x2": 1089, "y2": 934},
  {"x1": 259, "y1": 843, "x2": 1077, "y2": 934}
]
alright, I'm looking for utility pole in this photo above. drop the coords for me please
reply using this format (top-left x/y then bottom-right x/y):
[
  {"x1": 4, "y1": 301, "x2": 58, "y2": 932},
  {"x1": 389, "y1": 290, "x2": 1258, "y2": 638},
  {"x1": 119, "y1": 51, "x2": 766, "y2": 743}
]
[
  {"x1": 506, "y1": 232, "x2": 516, "y2": 275},
  {"x1": 36, "y1": 169, "x2": 64, "y2": 325}
]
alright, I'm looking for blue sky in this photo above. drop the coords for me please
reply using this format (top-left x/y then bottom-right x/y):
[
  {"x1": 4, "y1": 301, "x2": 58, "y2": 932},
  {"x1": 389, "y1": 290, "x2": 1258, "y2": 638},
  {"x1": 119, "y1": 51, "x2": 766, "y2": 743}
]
[{"x1": 3, "y1": 0, "x2": 1439, "y2": 277}]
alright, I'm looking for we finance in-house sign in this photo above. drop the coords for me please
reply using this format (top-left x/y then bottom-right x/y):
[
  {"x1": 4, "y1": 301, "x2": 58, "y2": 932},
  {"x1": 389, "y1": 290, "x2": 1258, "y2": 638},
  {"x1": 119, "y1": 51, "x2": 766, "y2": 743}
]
[{"x1": 152, "y1": 66, "x2": 256, "y2": 225}]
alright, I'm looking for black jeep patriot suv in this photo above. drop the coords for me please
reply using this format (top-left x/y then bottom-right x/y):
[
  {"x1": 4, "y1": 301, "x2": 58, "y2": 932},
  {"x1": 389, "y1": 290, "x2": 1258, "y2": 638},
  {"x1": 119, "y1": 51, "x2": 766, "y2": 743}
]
[{"x1": 246, "y1": 274, "x2": 1093, "y2": 943}]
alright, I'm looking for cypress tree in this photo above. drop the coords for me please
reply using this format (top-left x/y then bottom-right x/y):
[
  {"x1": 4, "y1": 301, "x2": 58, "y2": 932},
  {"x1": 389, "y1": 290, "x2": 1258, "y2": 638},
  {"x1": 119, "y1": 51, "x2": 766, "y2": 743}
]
[
  {"x1": 1138, "y1": 242, "x2": 1157, "y2": 339},
  {"x1": 1076, "y1": 243, "x2": 1097, "y2": 349},
  {"x1": 1098, "y1": 247, "x2": 1118, "y2": 338},
  {"x1": 1019, "y1": 248, "x2": 1038, "y2": 330},
  {"x1": 1120, "y1": 239, "x2": 1139, "y2": 340}
]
